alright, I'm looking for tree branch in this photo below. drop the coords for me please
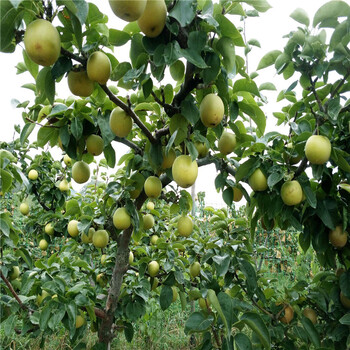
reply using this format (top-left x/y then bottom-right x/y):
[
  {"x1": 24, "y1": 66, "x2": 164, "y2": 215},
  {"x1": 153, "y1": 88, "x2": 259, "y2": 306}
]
[
  {"x1": 114, "y1": 136, "x2": 142, "y2": 154},
  {"x1": 32, "y1": 185, "x2": 51, "y2": 211},
  {"x1": 155, "y1": 127, "x2": 170, "y2": 140},
  {"x1": 151, "y1": 91, "x2": 180, "y2": 117},
  {"x1": 309, "y1": 76, "x2": 325, "y2": 114},
  {"x1": 173, "y1": 62, "x2": 202, "y2": 109},
  {"x1": 101, "y1": 85, "x2": 157, "y2": 144},
  {"x1": 98, "y1": 191, "x2": 148, "y2": 344},
  {"x1": 0, "y1": 270, "x2": 34, "y2": 313},
  {"x1": 60, "y1": 47, "x2": 86, "y2": 65}
]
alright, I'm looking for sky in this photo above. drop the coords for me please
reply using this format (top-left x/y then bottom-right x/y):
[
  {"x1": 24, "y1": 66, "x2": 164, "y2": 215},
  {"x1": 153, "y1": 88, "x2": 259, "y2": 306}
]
[{"x1": 0, "y1": 0, "x2": 331, "y2": 207}]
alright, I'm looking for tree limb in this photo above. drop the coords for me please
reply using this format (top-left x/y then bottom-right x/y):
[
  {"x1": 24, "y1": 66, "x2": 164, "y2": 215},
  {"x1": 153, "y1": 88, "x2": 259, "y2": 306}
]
[
  {"x1": 114, "y1": 136, "x2": 143, "y2": 154},
  {"x1": 32, "y1": 185, "x2": 51, "y2": 211},
  {"x1": 0, "y1": 270, "x2": 34, "y2": 313},
  {"x1": 60, "y1": 47, "x2": 86, "y2": 65},
  {"x1": 101, "y1": 85, "x2": 157, "y2": 144}
]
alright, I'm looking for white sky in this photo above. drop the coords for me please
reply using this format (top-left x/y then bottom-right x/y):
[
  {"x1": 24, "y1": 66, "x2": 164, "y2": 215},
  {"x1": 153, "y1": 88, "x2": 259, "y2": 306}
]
[{"x1": 0, "y1": 0, "x2": 330, "y2": 207}]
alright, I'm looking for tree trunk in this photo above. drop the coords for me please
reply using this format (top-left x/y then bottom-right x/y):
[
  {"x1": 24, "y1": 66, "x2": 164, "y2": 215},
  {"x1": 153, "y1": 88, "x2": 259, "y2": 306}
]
[{"x1": 98, "y1": 192, "x2": 147, "y2": 344}]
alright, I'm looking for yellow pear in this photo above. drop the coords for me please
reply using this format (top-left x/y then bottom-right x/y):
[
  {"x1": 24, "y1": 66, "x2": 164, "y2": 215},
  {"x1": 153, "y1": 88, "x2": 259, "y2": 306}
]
[
  {"x1": 20, "y1": 203, "x2": 29, "y2": 216},
  {"x1": 137, "y1": 0, "x2": 167, "y2": 38},
  {"x1": 72, "y1": 161, "x2": 90, "y2": 184},
  {"x1": 59, "y1": 179, "x2": 70, "y2": 192},
  {"x1": 109, "y1": 0, "x2": 147, "y2": 21},
  {"x1": 87, "y1": 51, "x2": 111, "y2": 85},
  {"x1": 305, "y1": 135, "x2": 331, "y2": 165},
  {"x1": 113, "y1": 207, "x2": 131, "y2": 230},
  {"x1": 109, "y1": 107, "x2": 133, "y2": 138},
  {"x1": 161, "y1": 148, "x2": 176, "y2": 169},
  {"x1": 28, "y1": 169, "x2": 38, "y2": 180},
  {"x1": 86, "y1": 134, "x2": 104, "y2": 156},
  {"x1": 148, "y1": 260, "x2": 159, "y2": 277},
  {"x1": 92, "y1": 230, "x2": 109, "y2": 249},
  {"x1": 24, "y1": 19, "x2": 61, "y2": 66},
  {"x1": 218, "y1": 131, "x2": 236, "y2": 155},
  {"x1": 178, "y1": 216, "x2": 193, "y2": 237},
  {"x1": 143, "y1": 213, "x2": 155, "y2": 230},
  {"x1": 248, "y1": 168, "x2": 267, "y2": 192},
  {"x1": 67, "y1": 70, "x2": 94, "y2": 97},
  {"x1": 68, "y1": 220, "x2": 79, "y2": 237},
  {"x1": 281, "y1": 180, "x2": 303, "y2": 206},
  {"x1": 39, "y1": 239, "x2": 48, "y2": 251},
  {"x1": 144, "y1": 176, "x2": 162, "y2": 198},
  {"x1": 200, "y1": 94, "x2": 224, "y2": 128},
  {"x1": 172, "y1": 155, "x2": 198, "y2": 188},
  {"x1": 45, "y1": 223, "x2": 54, "y2": 235}
]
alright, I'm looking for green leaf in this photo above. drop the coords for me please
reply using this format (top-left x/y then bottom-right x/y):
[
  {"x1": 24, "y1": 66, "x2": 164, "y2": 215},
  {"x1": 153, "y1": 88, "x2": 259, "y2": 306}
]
[
  {"x1": 259, "y1": 82, "x2": 276, "y2": 91},
  {"x1": 103, "y1": 143, "x2": 116, "y2": 168},
  {"x1": 160, "y1": 285, "x2": 173, "y2": 311},
  {"x1": 20, "y1": 122, "x2": 35, "y2": 145},
  {"x1": 213, "y1": 254, "x2": 230, "y2": 276},
  {"x1": 232, "y1": 79, "x2": 260, "y2": 96},
  {"x1": 184, "y1": 312, "x2": 214, "y2": 334},
  {"x1": 58, "y1": 0, "x2": 89, "y2": 25},
  {"x1": 124, "y1": 322, "x2": 134, "y2": 343},
  {"x1": 0, "y1": 1, "x2": 18, "y2": 53},
  {"x1": 39, "y1": 301, "x2": 52, "y2": 330},
  {"x1": 169, "y1": 114, "x2": 188, "y2": 146},
  {"x1": 71, "y1": 118, "x2": 83, "y2": 141},
  {"x1": 185, "y1": 140, "x2": 199, "y2": 161},
  {"x1": 125, "y1": 300, "x2": 145, "y2": 321},
  {"x1": 36, "y1": 67, "x2": 55, "y2": 105},
  {"x1": 316, "y1": 200, "x2": 336, "y2": 230},
  {"x1": 215, "y1": 14, "x2": 245, "y2": 46},
  {"x1": 330, "y1": 20, "x2": 350, "y2": 50},
  {"x1": 290, "y1": 8, "x2": 310, "y2": 26},
  {"x1": 234, "y1": 333, "x2": 253, "y2": 350},
  {"x1": 23, "y1": 50, "x2": 38, "y2": 79},
  {"x1": 339, "y1": 313, "x2": 350, "y2": 325},
  {"x1": 302, "y1": 186, "x2": 317, "y2": 209},
  {"x1": 267, "y1": 172, "x2": 283, "y2": 189},
  {"x1": 235, "y1": 158, "x2": 259, "y2": 182},
  {"x1": 207, "y1": 289, "x2": 229, "y2": 336},
  {"x1": 180, "y1": 32, "x2": 207, "y2": 69},
  {"x1": 223, "y1": 187, "x2": 233, "y2": 206},
  {"x1": 109, "y1": 29, "x2": 131, "y2": 46},
  {"x1": 332, "y1": 149, "x2": 350, "y2": 173},
  {"x1": 239, "y1": 259, "x2": 257, "y2": 295},
  {"x1": 0, "y1": 169, "x2": 13, "y2": 193},
  {"x1": 2, "y1": 314, "x2": 16, "y2": 336},
  {"x1": 301, "y1": 317, "x2": 321, "y2": 348},
  {"x1": 238, "y1": 0, "x2": 272, "y2": 13},
  {"x1": 37, "y1": 127, "x2": 57, "y2": 148},
  {"x1": 169, "y1": 0, "x2": 196, "y2": 27},
  {"x1": 313, "y1": 1, "x2": 350, "y2": 27},
  {"x1": 15, "y1": 248, "x2": 33, "y2": 269},
  {"x1": 51, "y1": 56, "x2": 72, "y2": 80},
  {"x1": 340, "y1": 270, "x2": 350, "y2": 296},
  {"x1": 257, "y1": 50, "x2": 282, "y2": 70},
  {"x1": 238, "y1": 102, "x2": 266, "y2": 135},
  {"x1": 181, "y1": 96, "x2": 200, "y2": 125},
  {"x1": 240, "y1": 312, "x2": 270, "y2": 350}
]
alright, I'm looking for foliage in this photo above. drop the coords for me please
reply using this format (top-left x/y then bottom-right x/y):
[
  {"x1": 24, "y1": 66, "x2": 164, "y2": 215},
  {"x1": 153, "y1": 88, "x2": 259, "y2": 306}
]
[{"x1": 1, "y1": 0, "x2": 350, "y2": 349}]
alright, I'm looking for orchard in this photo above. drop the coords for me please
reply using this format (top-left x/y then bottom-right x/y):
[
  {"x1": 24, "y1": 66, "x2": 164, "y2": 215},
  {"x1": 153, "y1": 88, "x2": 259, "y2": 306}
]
[{"x1": 0, "y1": 0, "x2": 350, "y2": 349}]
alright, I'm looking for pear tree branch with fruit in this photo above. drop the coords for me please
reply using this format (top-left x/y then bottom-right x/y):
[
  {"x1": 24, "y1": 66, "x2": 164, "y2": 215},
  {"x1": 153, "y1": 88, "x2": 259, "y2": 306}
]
[{"x1": 1, "y1": 0, "x2": 350, "y2": 349}]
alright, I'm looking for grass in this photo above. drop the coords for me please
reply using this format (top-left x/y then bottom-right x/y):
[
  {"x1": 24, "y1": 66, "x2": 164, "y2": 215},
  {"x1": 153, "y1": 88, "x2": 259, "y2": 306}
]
[{"x1": 1, "y1": 300, "x2": 194, "y2": 350}]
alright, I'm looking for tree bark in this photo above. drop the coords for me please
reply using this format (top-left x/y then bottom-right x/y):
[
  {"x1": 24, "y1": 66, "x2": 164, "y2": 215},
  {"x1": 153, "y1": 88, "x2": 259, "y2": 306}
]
[{"x1": 98, "y1": 192, "x2": 147, "y2": 344}]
